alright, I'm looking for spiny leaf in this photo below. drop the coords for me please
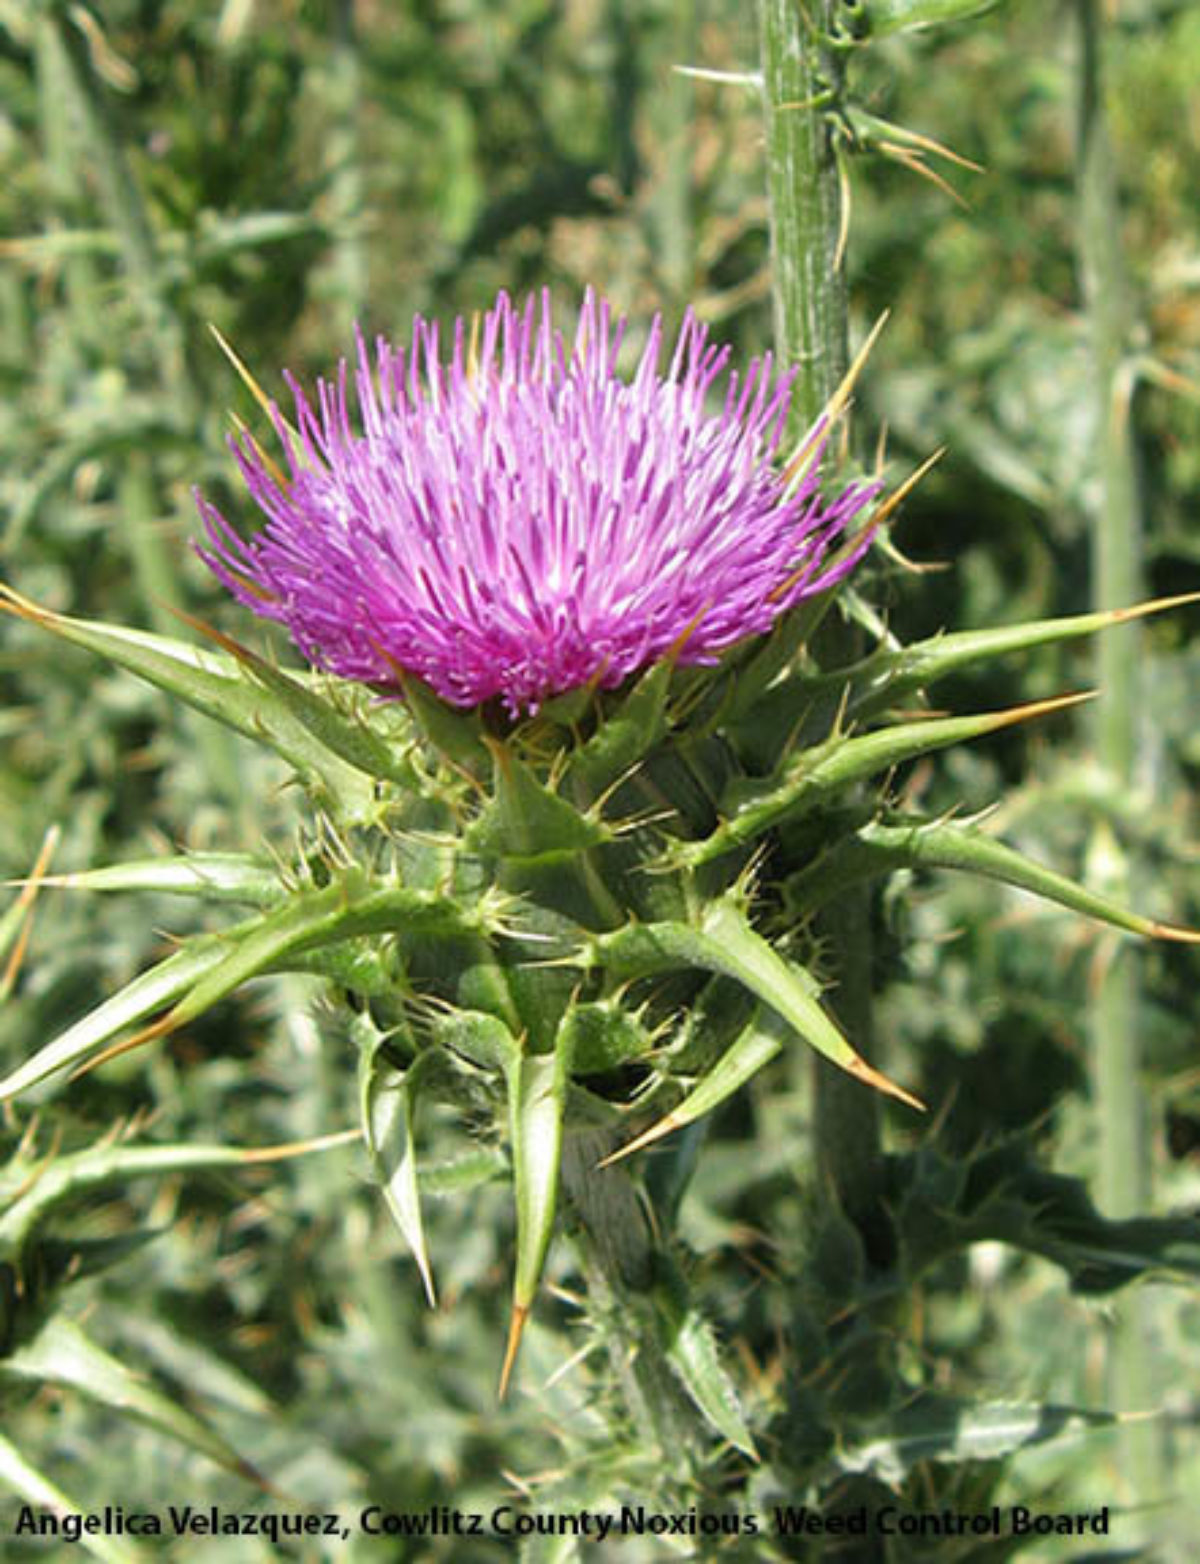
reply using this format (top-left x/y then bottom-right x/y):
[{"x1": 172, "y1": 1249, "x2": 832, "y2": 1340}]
[
  {"x1": 0, "y1": 878, "x2": 473, "y2": 1100},
  {"x1": 0, "y1": 586, "x2": 380, "y2": 818},
  {"x1": 586, "y1": 899, "x2": 921, "y2": 1110},
  {"x1": 468, "y1": 741, "x2": 611, "y2": 864},
  {"x1": 784, "y1": 813, "x2": 1200, "y2": 940},
  {"x1": 396, "y1": 668, "x2": 490, "y2": 776},
  {"x1": 104, "y1": 1316, "x2": 275, "y2": 1420},
  {"x1": 356, "y1": 1016, "x2": 437, "y2": 1306},
  {"x1": 732, "y1": 593, "x2": 1200, "y2": 744},
  {"x1": 679, "y1": 691, "x2": 1092, "y2": 867},
  {"x1": 284, "y1": 940, "x2": 399, "y2": 999},
  {"x1": 560, "y1": 999, "x2": 656, "y2": 1076},
  {"x1": 500, "y1": 1035, "x2": 572, "y2": 1398},
  {"x1": 896, "y1": 1139, "x2": 1200, "y2": 1292},
  {"x1": 0, "y1": 935, "x2": 248, "y2": 1103},
  {"x1": 843, "y1": 105, "x2": 983, "y2": 173},
  {"x1": 418, "y1": 1148, "x2": 508, "y2": 1198},
  {"x1": 822, "y1": 1396, "x2": 1118, "y2": 1488},
  {"x1": 142, "y1": 876, "x2": 474, "y2": 1040},
  {"x1": 1, "y1": 1317, "x2": 259, "y2": 1482},
  {"x1": 563, "y1": 660, "x2": 674, "y2": 800},
  {"x1": 845, "y1": 0, "x2": 1002, "y2": 38},
  {"x1": 716, "y1": 598, "x2": 827, "y2": 728},
  {"x1": 173, "y1": 605, "x2": 416, "y2": 786},
  {"x1": 601, "y1": 1012, "x2": 784, "y2": 1167},
  {"x1": 33, "y1": 852, "x2": 282, "y2": 907},
  {"x1": 432, "y1": 1006, "x2": 524, "y2": 1072},
  {"x1": 834, "y1": 593, "x2": 1200, "y2": 720},
  {"x1": 653, "y1": 1263, "x2": 756, "y2": 1456},
  {"x1": 1, "y1": 1132, "x2": 359, "y2": 1260}
]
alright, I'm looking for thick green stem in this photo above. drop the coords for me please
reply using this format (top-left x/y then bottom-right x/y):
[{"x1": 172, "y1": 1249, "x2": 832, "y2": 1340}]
[
  {"x1": 1073, "y1": 0, "x2": 1159, "y2": 1515},
  {"x1": 758, "y1": 0, "x2": 847, "y2": 438},
  {"x1": 1076, "y1": 4, "x2": 1143, "y2": 788},
  {"x1": 561, "y1": 1130, "x2": 702, "y2": 1475},
  {"x1": 758, "y1": 0, "x2": 883, "y2": 1240}
]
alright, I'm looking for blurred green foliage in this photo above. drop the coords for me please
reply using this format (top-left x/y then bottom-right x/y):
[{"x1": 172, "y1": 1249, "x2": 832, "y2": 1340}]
[{"x1": 1, "y1": 0, "x2": 1198, "y2": 1559}]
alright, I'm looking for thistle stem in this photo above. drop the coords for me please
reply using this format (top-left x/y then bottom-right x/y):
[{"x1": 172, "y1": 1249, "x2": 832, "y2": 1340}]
[
  {"x1": 757, "y1": 0, "x2": 884, "y2": 1241},
  {"x1": 758, "y1": 0, "x2": 848, "y2": 439},
  {"x1": 1073, "y1": 0, "x2": 1160, "y2": 1516},
  {"x1": 561, "y1": 1131, "x2": 703, "y2": 1474}
]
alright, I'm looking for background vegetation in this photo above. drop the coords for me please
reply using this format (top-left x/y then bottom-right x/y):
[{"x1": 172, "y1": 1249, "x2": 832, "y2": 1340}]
[{"x1": 1, "y1": 0, "x2": 1198, "y2": 1558}]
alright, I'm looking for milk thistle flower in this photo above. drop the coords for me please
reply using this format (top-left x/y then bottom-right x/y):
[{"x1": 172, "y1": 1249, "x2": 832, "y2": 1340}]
[{"x1": 198, "y1": 290, "x2": 876, "y2": 713}]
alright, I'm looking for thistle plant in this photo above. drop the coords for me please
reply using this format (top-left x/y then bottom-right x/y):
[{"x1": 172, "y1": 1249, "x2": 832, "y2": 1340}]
[
  {"x1": 3, "y1": 277, "x2": 1195, "y2": 1445},
  {"x1": 4, "y1": 4, "x2": 1200, "y2": 1543}
]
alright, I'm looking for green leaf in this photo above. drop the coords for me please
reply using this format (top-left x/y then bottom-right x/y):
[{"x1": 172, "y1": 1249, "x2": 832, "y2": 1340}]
[
  {"x1": 985, "y1": 1165, "x2": 1200, "y2": 1294},
  {"x1": 559, "y1": 999, "x2": 656, "y2": 1076},
  {"x1": 104, "y1": 1317, "x2": 274, "y2": 1419},
  {"x1": 0, "y1": 588, "x2": 382, "y2": 818},
  {"x1": 357, "y1": 1017, "x2": 437, "y2": 1306},
  {"x1": 729, "y1": 594, "x2": 1200, "y2": 747},
  {"x1": 831, "y1": 593, "x2": 1200, "y2": 720},
  {"x1": 500, "y1": 1035, "x2": 572, "y2": 1396},
  {"x1": 0, "y1": 874, "x2": 464, "y2": 1101},
  {"x1": 847, "y1": 0, "x2": 1002, "y2": 40},
  {"x1": 824, "y1": 1396, "x2": 1117, "y2": 1487},
  {"x1": 419, "y1": 1148, "x2": 508, "y2": 1197},
  {"x1": 680, "y1": 691, "x2": 1091, "y2": 867},
  {"x1": 1, "y1": 1317, "x2": 258, "y2": 1480},
  {"x1": 398, "y1": 669, "x2": 490, "y2": 775},
  {"x1": 603, "y1": 1012, "x2": 784, "y2": 1165},
  {"x1": 42, "y1": 852, "x2": 283, "y2": 906},
  {"x1": 564, "y1": 661, "x2": 674, "y2": 799},
  {"x1": 0, "y1": 936, "x2": 246, "y2": 1103},
  {"x1": 587, "y1": 899, "x2": 921, "y2": 1109},
  {"x1": 784, "y1": 813, "x2": 1200, "y2": 941},
  {"x1": 718, "y1": 587, "x2": 840, "y2": 727},
  {"x1": 0, "y1": 1432, "x2": 149, "y2": 1564},
  {"x1": 283, "y1": 939, "x2": 398, "y2": 999},
  {"x1": 143, "y1": 876, "x2": 474, "y2": 1038},
  {"x1": 190, "y1": 620, "x2": 416, "y2": 787},
  {"x1": 431, "y1": 1007, "x2": 522, "y2": 1073},
  {"x1": 652, "y1": 1264, "x2": 756, "y2": 1456},
  {"x1": 468, "y1": 742, "x2": 610, "y2": 864},
  {"x1": 1, "y1": 1134, "x2": 358, "y2": 1262},
  {"x1": 896, "y1": 1139, "x2": 1200, "y2": 1291}
]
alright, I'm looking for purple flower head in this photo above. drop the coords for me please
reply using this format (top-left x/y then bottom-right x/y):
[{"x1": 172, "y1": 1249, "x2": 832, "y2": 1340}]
[{"x1": 197, "y1": 290, "x2": 876, "y2": 714}]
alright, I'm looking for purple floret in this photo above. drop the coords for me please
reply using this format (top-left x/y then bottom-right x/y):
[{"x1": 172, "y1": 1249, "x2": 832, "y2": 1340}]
[{"x1": 197, "y1": 289, "x2": 876, "y2": 714}]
